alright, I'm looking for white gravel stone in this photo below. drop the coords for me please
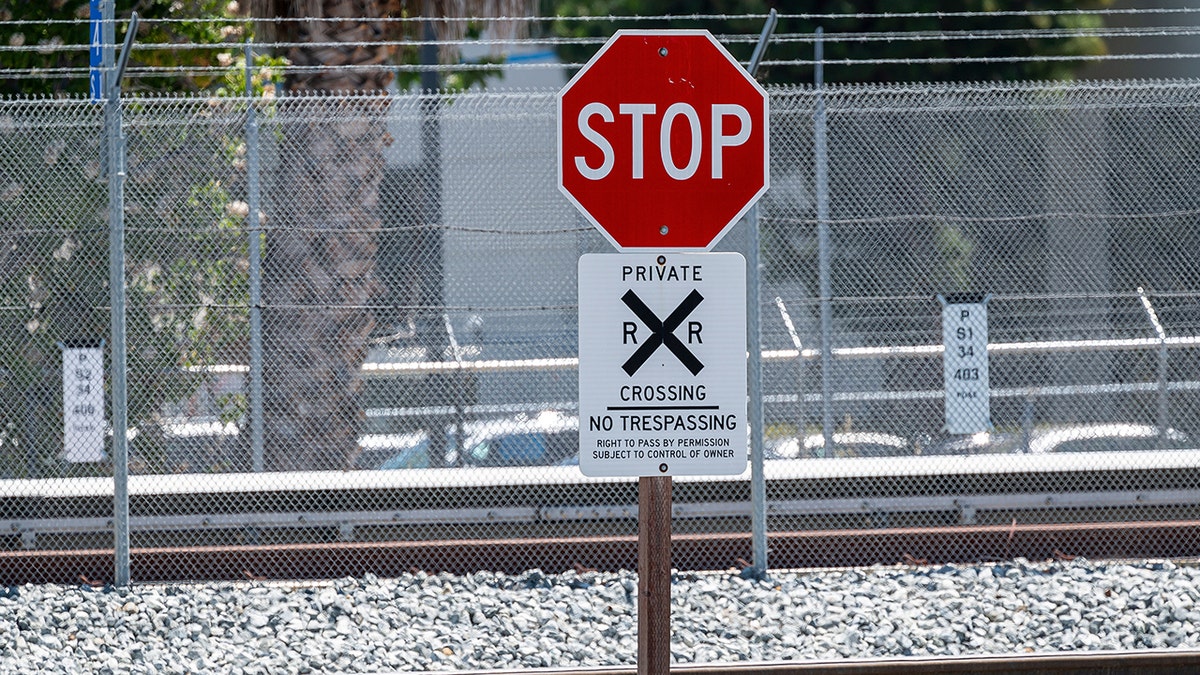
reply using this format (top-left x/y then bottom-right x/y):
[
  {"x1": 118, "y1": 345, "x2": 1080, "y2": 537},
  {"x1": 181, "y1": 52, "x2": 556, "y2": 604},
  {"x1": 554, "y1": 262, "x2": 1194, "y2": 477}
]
[{"x1": 3, "y1": 560, "x2": 1200, "y2": 671}]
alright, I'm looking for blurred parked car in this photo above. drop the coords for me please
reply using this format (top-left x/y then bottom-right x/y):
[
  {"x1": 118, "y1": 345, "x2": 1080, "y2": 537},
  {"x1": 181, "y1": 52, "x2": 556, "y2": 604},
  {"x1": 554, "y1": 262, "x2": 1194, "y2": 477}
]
[
  {"x1": 766, "y1": 431, "x2": 910, "y2": 459},
  {"x1": 914, "y1": 424, "x2": 1193, "y2": 456},
  {"x1": 357, "y1": 432, "x2": 436, "y2": 470},
  {"x1": 358, "y1": 411, "x2": 579, "y2": 469},
  {"x1": 1027, "y1": 424, "x2": 1190, "y2": 454},
  {"x1": 458, "y1": 411, "x2": 579, "y2": 467},
  {"x1": 127, "y1": 416, "x2": 243, "y2": 473},
  {"x1": 918, "y1": 431, "x2": 1020, "y2": 456}
]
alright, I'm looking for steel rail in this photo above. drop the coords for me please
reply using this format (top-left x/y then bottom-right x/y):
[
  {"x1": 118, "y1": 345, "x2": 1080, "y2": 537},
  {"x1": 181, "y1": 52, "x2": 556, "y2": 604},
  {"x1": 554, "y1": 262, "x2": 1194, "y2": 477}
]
[
  {"x1": 6, "y1": 519, "x2": 1200, "y2": 586},
  {"x1": 444, "y1": 650, "x2": 1200, "y2": 675}
]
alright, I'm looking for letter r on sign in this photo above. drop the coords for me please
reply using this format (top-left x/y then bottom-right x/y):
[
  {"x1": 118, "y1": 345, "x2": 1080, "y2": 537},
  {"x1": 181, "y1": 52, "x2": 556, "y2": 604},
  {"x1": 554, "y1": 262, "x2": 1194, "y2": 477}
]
[{"x1": 623, "y1": 322, "x2": 638, "y2": 344}]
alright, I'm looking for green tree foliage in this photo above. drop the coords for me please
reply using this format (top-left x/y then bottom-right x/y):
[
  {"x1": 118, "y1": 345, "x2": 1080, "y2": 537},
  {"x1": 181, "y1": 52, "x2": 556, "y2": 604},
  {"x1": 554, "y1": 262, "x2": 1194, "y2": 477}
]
[
  {"x1": 0, "y1": 95, "x2": 270, "y2": 476},
  {"x1": 0, "y1": 0, "x2": 245, "y2": 96},
  {"x1": 542, "y1": 0, "x2": 1114, "y2": 84},
  {"x1": 0, "y1": 106, "x2": 110, "y2": 477},
  {"x1": 0, "y1": 3, "x2": 275, "y2": 475}
]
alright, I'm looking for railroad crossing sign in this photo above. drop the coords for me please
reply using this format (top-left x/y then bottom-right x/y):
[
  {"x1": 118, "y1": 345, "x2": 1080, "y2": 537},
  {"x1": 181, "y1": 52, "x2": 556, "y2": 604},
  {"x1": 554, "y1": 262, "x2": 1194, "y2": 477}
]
[
  {"x1": 558, "y1": 30, "x2": 769, "y2": 251},
  {"x1": 578, "y1": 253, "x2": 747, "y2": 477}
]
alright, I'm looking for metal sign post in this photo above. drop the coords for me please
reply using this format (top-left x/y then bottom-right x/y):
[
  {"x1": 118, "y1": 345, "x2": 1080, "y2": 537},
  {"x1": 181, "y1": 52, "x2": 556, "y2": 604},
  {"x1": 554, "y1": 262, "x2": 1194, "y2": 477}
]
[
  {"x1": 562, "y1": 25, "x2": 770, "y2": 674},
  {"x1": 579, "y1": 251, "x2": 747, "y2": 674},
  {"x1": 106, "y1": 9, "x2": 138, "y2": 587},
  {"x1": 637, "y1": 474, "x2": 672, "y2": 675}
]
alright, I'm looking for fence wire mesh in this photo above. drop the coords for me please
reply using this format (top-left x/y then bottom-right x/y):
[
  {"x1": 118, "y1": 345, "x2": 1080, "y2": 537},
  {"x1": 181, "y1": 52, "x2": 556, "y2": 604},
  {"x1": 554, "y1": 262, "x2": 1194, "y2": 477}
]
[{"x1": 3, "y1": 77, "x2": 1200, "y2": 583}]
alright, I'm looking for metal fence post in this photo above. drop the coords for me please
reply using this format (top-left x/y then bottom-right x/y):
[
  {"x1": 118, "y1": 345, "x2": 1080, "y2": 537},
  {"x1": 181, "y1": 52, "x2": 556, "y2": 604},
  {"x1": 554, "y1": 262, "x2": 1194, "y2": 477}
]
[
  {"x1": 418, "y1": 20, "x2": 451, "y2": 466},
  {"x1": 1137, "y1": 287, "x2": 1170, "y2": 442},
  {"x1": 814, "y1": 28, "x2": 835, "y2": 455},
  {"x1": 107, "y1": 10, "x2": 138, "y2": 587},
  {"x1": 775, "y1": 296, "x2": 806, "y2": 439},
  {"x1": 245, "y1": 42, "x2": 265, "y2": 472},
  {"x1": 744, "y1": 9, "x2": 777, "y2": 577}
]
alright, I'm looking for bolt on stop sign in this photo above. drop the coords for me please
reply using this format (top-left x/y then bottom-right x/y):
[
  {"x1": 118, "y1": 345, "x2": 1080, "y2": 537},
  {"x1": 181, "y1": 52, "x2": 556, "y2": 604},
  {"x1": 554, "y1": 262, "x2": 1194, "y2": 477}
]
[{"x1": 558, "y1": 30, "x2": 769, "y2": 251}]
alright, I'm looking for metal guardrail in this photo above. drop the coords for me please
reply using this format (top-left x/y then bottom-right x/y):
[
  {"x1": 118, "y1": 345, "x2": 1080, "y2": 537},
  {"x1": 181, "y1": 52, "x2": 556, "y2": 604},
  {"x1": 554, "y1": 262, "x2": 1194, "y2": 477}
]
[
  {"x1": 10, "y1": 447, "x2": 1200, "y2": 498},
  {"x1": 8, "y1": 488, "x2": 1200, "y2": 549},
  {"x1": 7, "y1": 450, "x2": 1200, "y2": 549},
  {"x1": 185, "y1": 334, "x2": 1200, "y2": 378},
  {"x1": 182, "y1": 333, "x2": 1200, "y2": 420}
]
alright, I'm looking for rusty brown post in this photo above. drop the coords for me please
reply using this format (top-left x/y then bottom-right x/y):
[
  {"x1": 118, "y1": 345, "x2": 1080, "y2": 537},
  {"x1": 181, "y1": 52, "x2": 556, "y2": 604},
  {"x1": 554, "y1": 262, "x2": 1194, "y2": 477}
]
[{"x1": 638, "y1": 475, "x2": 672, "y2": 675}]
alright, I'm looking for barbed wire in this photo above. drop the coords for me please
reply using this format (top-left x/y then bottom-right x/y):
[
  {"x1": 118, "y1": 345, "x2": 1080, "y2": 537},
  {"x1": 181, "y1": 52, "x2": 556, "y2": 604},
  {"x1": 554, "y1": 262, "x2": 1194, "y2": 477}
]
[
  {"x1": 10, "y1": 7, "x2": 1200, "y2": 26},
  {"x1": 764, "y1": 207, "x2": 1200, "y2": 228},
  {"x1": 6, "y1": 15, "x2": 1199, "y2": 41},
  {"x1": 780, "y1": 7, "x2": 1200, "y2": 20},
  {"x1": 14, "y1": 22, "x2": 1200, "y2": 56},
  {"x1": 11, "y1": 59, "x2": 1200, "y2": 82},
  {"x1": 11, "y1": 50, "x2": 1200, "y2": 82},
  {"x1": 776, "y1": 25, "x2": 1200, "y2": 44},
  {"x1": 7, "y1": 11, "x2": 1200, "y2": 82},
  {"x1": 763, "y1": 53, "x2": 1200, "y2": 69},
  {"x1": 7, "y1": 8, "x2": 1200, "y2": 34}
]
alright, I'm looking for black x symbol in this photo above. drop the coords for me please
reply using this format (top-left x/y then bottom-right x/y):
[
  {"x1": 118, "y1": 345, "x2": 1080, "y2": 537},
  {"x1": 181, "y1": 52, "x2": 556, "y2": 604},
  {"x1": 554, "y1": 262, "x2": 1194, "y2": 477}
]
[{"x1": 621, "y1": 289, "x2": 705, "y2": 376}]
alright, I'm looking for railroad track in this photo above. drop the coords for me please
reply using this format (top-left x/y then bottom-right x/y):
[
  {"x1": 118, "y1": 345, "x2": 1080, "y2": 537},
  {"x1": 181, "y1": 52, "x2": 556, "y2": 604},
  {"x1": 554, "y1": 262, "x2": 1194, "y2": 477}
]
[
  {"x1": 6, "y1": 519, "x2": 1200, "y2": 586},
  {"x1": 7, "y1": 521, "x2": 1200, "y2": 674},
  {"x1": 465, "y1": 651, "x2": 1200, "y2": 675},
  {"x1": 7, "y1": 453, "x2": 1200, "y2": 585}
]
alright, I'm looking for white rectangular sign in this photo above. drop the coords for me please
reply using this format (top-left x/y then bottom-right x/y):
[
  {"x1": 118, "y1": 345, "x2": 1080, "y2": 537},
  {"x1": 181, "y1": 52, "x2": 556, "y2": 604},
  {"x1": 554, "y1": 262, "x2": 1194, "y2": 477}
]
[
  {"x1": 578, "y1": 253, "x2": 747, "y2": 477},
  {"x1": 942, "y1": 298, "x2": 990, "y2": 434},
  {"x1": 63, "y1": 346, "x2": 106, "y2": 462}
]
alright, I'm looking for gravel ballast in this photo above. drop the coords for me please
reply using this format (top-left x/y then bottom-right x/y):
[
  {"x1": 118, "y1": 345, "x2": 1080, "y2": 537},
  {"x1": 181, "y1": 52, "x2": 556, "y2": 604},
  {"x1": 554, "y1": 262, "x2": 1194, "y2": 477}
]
[{"x1": 3, "y1": 558, "x2": 1200, "y2": 673}]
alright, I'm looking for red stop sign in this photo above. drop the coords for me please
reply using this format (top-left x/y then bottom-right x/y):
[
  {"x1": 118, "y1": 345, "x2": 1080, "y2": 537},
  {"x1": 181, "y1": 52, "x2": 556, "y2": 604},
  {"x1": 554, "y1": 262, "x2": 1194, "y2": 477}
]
[{"x1": 558, "y1": 30, "x2": 769, "y2": 251}]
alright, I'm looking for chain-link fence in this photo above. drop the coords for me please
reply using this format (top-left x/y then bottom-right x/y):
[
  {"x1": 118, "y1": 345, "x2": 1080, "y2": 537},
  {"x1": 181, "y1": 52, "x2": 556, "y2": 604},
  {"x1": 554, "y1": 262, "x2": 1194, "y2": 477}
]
[{"x1": 3, "y1": 77, "x2": 1200, "y2": 582}]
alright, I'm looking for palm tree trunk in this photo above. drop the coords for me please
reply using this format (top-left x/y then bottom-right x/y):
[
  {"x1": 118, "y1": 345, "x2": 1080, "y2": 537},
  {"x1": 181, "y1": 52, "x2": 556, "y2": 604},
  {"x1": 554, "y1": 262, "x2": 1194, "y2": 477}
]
[
  {"x1": 250, "y1": 0, "x2": 528, "y2": 471},
  {"x1": 253, "y1": 0, "x2": 395, "y2": 471},
  {"x1": 261, "y1": 97, "x2": 390, "y2": 471}
]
